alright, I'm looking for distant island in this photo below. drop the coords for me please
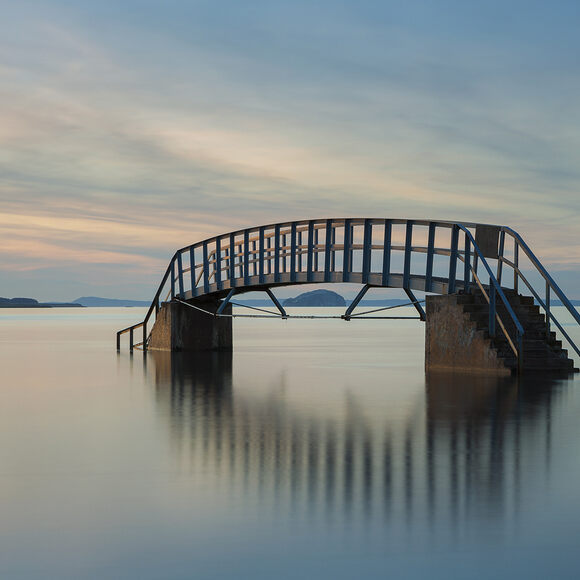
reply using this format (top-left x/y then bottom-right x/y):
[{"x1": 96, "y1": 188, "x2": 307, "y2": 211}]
[
  {"x1": 73, "y1": 297, "x2": 150, "y2": 307},
  {"x1": 0, "y1": 297, "x2": 82, "y2": 308},
  {"x1": 283, "y1": 290, "x2": 346, "y2": 307},
  {"x1": 0, "y1": 296, "x2": 149, "y2": 308}
]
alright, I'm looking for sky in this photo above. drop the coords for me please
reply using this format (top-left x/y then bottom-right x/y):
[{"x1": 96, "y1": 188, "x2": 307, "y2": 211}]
[{"x1": 1, "y1": 0, "x2": 579, "y2": 300}]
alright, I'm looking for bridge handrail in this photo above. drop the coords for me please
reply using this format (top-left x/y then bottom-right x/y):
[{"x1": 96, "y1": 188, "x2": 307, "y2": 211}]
[
  {"x1": 456, "y1": 225, "x2": 525, "y2": 371},
  {"x1": 499, "y1": 227, "x2": 580, "y2": 359},
  {"x1": 115, "y1": 253, "x2": 175, "y2": 351}
]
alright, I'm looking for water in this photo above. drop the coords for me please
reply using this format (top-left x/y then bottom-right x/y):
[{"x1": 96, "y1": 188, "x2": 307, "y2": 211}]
[{"x1": 1, "y1": 307, "x2": 580, "y2": 579}]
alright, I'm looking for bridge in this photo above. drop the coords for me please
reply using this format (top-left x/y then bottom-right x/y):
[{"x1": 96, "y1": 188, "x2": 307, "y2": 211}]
[{"x1": 117, "y1": 218, "x2": 580, "y2": 374}]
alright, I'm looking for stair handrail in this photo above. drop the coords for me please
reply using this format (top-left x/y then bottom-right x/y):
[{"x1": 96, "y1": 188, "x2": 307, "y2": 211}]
[
  {"x1": 457, "y1": 225, "x2": 525, "y2": 373},
  {"x1": 500, "y1": 227, "x2": 580, "y2": 360},
  {"x1": 116, "y1": 253, "x2": 176, "y2": 351}
]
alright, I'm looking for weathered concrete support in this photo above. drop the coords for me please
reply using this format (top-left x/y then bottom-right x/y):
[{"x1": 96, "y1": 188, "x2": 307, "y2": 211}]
[
  {"x1": 148, "y1": 299, "x2": 232, "y2": 351},
  {"x1": 425, "y1": 295, "x2": 511, "y2": 375}
]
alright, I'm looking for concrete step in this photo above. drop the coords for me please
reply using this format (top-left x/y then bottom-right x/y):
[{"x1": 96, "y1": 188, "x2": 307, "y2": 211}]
[
  {"x1": 427, "y1": 293, "x2": 577, "y2": 375},
  {"x1": 492, "y1": 336, "x2": 562, "y2": 348},
  {"x1": 498, "y1": 355, "x2": 574, "y2": 370},
  {"x1": 459, "y1": 290, "x2": 576, "y2": 373},
  {"x1": 523, "y1": 360, "x2": 575, "y2": 370}
]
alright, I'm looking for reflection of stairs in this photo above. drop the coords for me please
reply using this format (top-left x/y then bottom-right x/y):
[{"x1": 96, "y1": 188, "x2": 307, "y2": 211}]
[{"x1": 460, "y1": 289, "x2": 577, "y2": 373}]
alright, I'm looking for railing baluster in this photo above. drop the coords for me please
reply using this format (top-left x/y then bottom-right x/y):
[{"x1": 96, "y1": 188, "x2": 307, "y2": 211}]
[
  {"x1": 224, "y1": 247, "x2": 229, "y2": 281},
  {"x1": 348, "y1": 221, "x2": 354, "y2": 276},
  {"x1": 324, "y1": 220, "x2": 332, "y2": 282},
  {"x1": 382, "y1": 219, "x2": 391, "y2": 287},
  {"x1": 464, "y1": 232, "x2": 471, "y2": 293},
  {"x1": 290, "y1": 224, "x2": 297, "y2": 282},
  {"x1": 203, "y1": 242, "x2": 209, "y2": 294},
  {"x1": 177, "y1": 252, "x2": 184, "y2": 298},
  {"x1": 425, "y1": 223, "x2": 435, "y2": 292},
  {"x1": 243, "y1": 230, "x2": 250, "y2": 286},
  {"x1": 252, "y1": 239, "x2": 257, "y2": 276},
  {"x1": 448, "y1": 225, "x2": 459, "y2": 294},
  {"x1": 215, "y1": 238, "x2": 222, "y2": 290},
  {"x1": 274, "y1": 225, "x2": 281, "y2": 283},
  {"x1": 497, "y1": 230, "x2": 505, "y2": 285},
  {"x1": 259, "y1": 227, "x2": 265, "y2": 284},
  {"x1": 239, "y1": 243, "x2": 244, "y2": 278},
  {"x1": 298, "y1": 230, "x2": 303, "y2": 273},
  {"x1": 331, "y1": 226, "x2": 336, "y2": 271},
  {"x1": 307, "y1": 221, "x2": 314, "y2": 282},
  {"x1": 266, "y1": 232, "x2": 272, "y2": 275},
  {"x1": 190, "y1": 247, "x2": 196, "y2": 293},
  {"x1": 403, "y1": 221, "x2": 413, "y2": 289},
  {"x1": 362, "y1": 219, "x2": 372, "y2": 284},
  {"x1": 170, "y1": 260, "x2": 175, "y2": 299},
  {"x1": 229, "y1": 234, "x2": 236, "y2": 287},
  {"x1": 314, "y1": 226, "x2": 319, "y2": 272},
  {"x1": 343, "y1": 219, "x2": 352, "y2": 282}
]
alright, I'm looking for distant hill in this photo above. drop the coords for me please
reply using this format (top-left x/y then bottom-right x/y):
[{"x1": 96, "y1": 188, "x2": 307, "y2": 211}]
[
  {"x1": 0, "y1": 297, "x2": 82, "y2": 308},
  {"x1": 232, "y1": 297, "x2": 415, "y2": 308},
  {"x1": 1, "y1": 295, "x2": 151, "y2": 308},
  {"x1": 73, "y1": 297, "x2": 150, "y2": 307},
  {"x1": 283, "y1": 290, "x2": 346, "y2": 307}
]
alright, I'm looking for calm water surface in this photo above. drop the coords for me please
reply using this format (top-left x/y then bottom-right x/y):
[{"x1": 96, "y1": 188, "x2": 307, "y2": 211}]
[{"x1": 1, "y1": 307, "x2": 580, "y2": 579}]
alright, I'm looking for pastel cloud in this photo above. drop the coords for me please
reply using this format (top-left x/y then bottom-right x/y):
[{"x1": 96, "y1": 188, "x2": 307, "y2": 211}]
[{"x1": 1, "y1": 0, "x2": 579, "y2": 299}]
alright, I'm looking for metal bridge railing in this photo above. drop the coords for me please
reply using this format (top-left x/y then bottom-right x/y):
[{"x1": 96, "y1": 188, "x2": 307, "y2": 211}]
[
  {"x1": 116, "y1": 218, "x2": 579, "y2": 373},
  {"x1": 497, "y1": 227, "x2": 580, "y2": 362},
  {"x1": 456, "y1": 225, "x2": 525, "y2": 373}
]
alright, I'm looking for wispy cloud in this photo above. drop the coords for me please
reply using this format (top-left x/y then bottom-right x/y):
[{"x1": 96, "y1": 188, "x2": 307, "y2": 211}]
[{"x1": 1, "y1": 1, "x2": 579, "y2": 299}]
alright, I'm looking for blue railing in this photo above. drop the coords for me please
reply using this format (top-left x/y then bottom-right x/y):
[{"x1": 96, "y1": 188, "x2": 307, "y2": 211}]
[{"x1": 498, "y1": 227, "x2": 580, "y2": 362}]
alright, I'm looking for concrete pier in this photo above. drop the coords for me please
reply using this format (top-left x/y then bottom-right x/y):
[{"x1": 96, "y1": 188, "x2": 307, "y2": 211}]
[
  {"x1": 425, "y1": 294, "x2": 511, "y2": 375},
  {"x1": 148, "y1": 300, "x2": 232, "y2": 351}
]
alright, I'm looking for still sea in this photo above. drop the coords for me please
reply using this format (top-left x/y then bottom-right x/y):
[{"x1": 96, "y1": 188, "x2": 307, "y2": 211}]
[{"x1": 1, "y1": 306, "x2": 580, "y2": 579}]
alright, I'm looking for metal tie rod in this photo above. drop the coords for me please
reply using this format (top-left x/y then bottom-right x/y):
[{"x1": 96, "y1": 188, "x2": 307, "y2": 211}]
[{"x1": 351, "y1": 299, "x2": 426, "y2": 317}]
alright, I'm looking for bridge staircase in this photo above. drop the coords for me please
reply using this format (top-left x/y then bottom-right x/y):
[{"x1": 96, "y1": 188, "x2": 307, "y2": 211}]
[{"x1": 459, "y1": 289, "x2": 577, "y2": 373}]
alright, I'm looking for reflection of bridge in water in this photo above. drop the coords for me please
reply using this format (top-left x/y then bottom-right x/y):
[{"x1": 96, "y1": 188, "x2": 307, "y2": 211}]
[{"x1": 147, "y1": 351, "x2": 568, "y2": 528}]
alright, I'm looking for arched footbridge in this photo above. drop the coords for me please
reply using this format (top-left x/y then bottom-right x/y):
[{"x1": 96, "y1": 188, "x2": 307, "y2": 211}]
[{"x1": 117, "y1": 218, "x2": 580, "y2": 374}]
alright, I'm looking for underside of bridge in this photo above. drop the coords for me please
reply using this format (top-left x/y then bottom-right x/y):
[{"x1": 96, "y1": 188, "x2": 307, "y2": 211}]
[{"x1": 117, "y1": 218, "x2": 580, "y2": 375}]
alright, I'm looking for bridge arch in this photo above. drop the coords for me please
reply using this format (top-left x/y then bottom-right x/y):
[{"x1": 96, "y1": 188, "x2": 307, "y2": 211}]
[{"x1": 117, "y1": 218, "x2": 580, "y2": 375}]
